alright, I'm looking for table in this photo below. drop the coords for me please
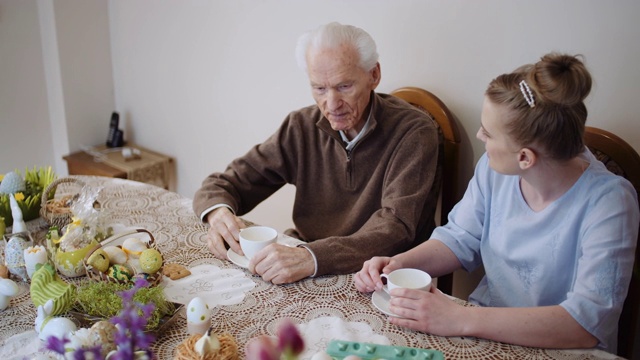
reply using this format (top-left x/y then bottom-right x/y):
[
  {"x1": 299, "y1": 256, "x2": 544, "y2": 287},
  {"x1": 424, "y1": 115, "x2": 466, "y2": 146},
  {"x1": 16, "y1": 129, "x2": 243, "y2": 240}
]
[
  {"x1": 63, "y1": 145, "x2": 173, "y2": 190},
  {"x1": 0, "y1": 176, "x2": 622, "y2": 359}
]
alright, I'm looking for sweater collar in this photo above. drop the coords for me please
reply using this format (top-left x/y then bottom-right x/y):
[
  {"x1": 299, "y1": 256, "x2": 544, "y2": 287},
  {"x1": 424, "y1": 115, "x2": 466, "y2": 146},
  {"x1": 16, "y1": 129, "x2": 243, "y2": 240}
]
[{"x1": 339, "y1": 109, "x2": 372, "y2": 151}]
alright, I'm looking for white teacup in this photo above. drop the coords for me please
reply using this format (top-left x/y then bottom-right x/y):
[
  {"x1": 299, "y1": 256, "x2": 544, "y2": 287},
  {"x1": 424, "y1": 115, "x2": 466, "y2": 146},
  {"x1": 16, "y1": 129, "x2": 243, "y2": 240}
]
[
  {"x1": 381, "y1": 268, "x2": 432, "y2": 294},
  {"x1": 239, "y1": 226, "x2": 278, "y2": 260}
]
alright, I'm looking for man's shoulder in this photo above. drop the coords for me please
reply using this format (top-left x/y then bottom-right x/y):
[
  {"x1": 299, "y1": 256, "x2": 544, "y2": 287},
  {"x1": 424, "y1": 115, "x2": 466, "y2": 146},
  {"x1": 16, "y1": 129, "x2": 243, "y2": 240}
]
[
  {"x1": 287, "y1": 104, "x2": 323, "y2": 121},
  {"x1": 374, "y1": 92, "x2": 439, "y2": 133}
]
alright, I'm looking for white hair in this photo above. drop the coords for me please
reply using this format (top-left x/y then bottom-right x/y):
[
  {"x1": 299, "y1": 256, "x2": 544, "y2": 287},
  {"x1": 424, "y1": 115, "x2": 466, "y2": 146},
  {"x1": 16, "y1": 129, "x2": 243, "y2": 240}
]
[{"x1": 295, "y1": 22, "x2": 379, "y2": 73}]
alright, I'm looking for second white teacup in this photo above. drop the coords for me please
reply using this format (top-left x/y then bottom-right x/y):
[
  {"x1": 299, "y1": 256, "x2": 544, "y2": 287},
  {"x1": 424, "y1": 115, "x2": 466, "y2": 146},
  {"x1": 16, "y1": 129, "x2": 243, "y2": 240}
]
[
  {"x1": 381, "y1": 268, "x2": 432, "y2": 293},
  {"x1": 239, "y1": 226, "x2": 278, "y2": 260}
]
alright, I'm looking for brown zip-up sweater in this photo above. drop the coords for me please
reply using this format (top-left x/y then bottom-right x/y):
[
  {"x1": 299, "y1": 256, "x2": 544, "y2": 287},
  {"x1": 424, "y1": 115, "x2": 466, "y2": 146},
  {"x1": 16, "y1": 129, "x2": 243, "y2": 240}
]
[{"x1": 193, "y1": 91, "x2": 442, "y2": 276}]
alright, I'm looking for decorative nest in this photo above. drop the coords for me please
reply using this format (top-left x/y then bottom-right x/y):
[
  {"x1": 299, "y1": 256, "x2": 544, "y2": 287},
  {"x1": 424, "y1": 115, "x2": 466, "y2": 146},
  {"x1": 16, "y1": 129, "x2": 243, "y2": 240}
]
[
  {"x1": 68, "y1": 301, "x2": 182, "y2": 336},
  {"x1": 83, "y1": 228, "x2": 164, "y2": 287},
  {"x1": 174, "y1": 333, "x2": 240, "y2": 360},
  {"x1": 40, "y1": 177, "x2": 95, "y2": 229}
]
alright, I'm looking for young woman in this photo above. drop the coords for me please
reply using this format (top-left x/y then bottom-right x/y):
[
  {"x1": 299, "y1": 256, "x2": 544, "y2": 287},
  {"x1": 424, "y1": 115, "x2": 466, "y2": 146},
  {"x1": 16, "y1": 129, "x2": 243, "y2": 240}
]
[{"x1": 354, "y1": 53, "x2": 639, "y2": 352}]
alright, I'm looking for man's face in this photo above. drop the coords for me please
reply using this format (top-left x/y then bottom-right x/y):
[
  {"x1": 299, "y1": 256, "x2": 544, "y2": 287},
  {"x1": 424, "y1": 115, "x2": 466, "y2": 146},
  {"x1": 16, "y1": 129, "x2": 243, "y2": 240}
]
[{"x1": 306, "y1": 43, "x2": 380, "y2": 139}]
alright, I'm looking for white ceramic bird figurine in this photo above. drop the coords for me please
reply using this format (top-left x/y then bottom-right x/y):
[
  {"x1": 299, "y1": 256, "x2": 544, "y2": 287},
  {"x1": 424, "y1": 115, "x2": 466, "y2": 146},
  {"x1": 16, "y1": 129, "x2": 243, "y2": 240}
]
[{"x1": 194, "y1": 327, "x2": 220, "y2": 357}]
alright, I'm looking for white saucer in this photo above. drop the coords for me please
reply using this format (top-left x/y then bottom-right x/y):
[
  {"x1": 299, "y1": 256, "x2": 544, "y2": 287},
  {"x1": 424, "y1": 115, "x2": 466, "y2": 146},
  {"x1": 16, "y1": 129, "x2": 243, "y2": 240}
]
[
  {"x1": 371, "y1": 289, "x2": 403, "y2": 317},
  {"x1": 227, "y1": 248, "x2": 249, "y2": 268}
]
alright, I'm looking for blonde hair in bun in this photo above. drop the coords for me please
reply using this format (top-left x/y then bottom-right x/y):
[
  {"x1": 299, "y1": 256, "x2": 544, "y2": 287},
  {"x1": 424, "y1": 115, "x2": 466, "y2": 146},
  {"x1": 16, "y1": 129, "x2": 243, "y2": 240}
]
[{"x1": 486, "y1": 52, "x2": 593, "y2": 161}]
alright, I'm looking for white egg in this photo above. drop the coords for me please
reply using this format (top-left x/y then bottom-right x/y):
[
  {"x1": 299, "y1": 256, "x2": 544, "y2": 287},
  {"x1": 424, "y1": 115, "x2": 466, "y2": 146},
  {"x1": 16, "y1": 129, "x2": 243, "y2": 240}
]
[
  {"x1": 186, "y1": 297, "x2": 210, "y2": 323},
  {"x1": 103, "y1": 246, "x2": 128, "y2": 264},
  {"x1": 121, "y1": 238, "x2": 147, "y2": 259},
  {"x1": 0, "y1": 278, "x2": 19, "y2": 310},
  {"x1": 0, "y1": 278, "x2": 19, "y2": 296},
  {"x1": 127, "y1": 258, "x2": 143, "y2": 274},
  {"x1": 186, "y1": 297, "x2": 212, "y2": 335}
]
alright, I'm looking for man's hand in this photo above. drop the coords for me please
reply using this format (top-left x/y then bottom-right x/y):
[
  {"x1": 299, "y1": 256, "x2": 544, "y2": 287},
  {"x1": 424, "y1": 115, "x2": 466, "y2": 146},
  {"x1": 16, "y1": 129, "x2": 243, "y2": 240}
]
[
  {"x1": 205, "y1": 207, "x2": 246, "y2": 258},
  {"x1": 248, "y1": 244, "x2": 315, "y2": 284}
]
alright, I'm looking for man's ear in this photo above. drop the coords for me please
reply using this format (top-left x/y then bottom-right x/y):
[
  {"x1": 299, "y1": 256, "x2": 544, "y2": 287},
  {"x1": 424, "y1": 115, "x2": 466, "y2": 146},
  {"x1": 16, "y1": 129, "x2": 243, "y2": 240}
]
[
  {"x1": 370, "y1": 63, "x2": 381, "y2": 90},
  {"x1": 518, "y1": 148, "x2": 537, "y2": 170}
]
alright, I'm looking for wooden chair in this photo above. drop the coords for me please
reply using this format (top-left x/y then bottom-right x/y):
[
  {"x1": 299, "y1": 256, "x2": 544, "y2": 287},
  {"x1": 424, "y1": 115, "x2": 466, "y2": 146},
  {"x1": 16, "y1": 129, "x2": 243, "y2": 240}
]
[
  {"x1": 584, "y1": 126, "x2": 640, "y2": 358},
  {"x1": 391, "y1": 87, "x2": 462, "y2": 295}
]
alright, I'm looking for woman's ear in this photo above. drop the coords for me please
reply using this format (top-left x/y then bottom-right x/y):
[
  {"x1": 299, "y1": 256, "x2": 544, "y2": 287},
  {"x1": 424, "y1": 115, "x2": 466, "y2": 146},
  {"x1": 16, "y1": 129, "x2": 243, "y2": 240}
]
[{"x1": 518, "y1": 148, "x2": 537, "y2": 170}]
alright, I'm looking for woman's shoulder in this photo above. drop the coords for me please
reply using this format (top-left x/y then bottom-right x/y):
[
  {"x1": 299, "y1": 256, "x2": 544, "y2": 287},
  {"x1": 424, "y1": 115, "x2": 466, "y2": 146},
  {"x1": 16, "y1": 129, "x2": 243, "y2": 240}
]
[{"x1": 581, "y1": 152, "x2": 638, "y2": 208}]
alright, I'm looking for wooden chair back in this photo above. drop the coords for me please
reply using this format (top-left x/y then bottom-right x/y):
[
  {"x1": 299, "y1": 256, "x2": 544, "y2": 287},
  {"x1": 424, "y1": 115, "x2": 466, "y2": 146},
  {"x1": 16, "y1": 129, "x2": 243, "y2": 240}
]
[
  {"x1": 584, "y1": 126, "x2": 640, "y2": 358},
  {"x1": 391, "y1": 87, "x2": 462, "y2": 294}
]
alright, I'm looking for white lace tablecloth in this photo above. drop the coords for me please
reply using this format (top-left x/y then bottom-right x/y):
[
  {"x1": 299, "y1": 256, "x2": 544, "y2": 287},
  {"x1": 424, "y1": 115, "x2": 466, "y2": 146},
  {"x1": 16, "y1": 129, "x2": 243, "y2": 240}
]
[{"x1": 0, "y1": 176, "x2": 622, "y2": 360}]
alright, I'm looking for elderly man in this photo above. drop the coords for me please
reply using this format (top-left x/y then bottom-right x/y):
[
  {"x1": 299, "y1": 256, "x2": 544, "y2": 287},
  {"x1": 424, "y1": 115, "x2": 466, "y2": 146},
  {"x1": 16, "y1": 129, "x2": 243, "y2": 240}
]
[{"x1": 193, "y1": 22, "x2": 442, "y2": 284}]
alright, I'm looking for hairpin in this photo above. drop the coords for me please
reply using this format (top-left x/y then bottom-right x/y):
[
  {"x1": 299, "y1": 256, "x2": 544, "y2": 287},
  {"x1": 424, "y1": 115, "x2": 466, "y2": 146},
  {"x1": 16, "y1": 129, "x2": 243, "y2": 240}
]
[{"x1": 519, "y1": 80, "x2": 535, "y2": 108}]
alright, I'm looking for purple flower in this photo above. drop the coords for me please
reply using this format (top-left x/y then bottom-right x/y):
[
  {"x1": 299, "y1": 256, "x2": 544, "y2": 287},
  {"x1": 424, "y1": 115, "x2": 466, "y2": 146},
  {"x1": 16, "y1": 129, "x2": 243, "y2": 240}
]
[
  {"x1": 277, "y1": 319, "x2": 304, "y2": 357},
  {"x1": 45, "y1": 278, "x2": 157, "y2": 360},
  {"x1": 45, "y1": 335, "x2": 69, "y2": 354},
  {"x1": 45, "y1": 336, "x2": 102, "y2": 360},
  {"x1": 110, "y1": 279, "x2": 156, "y2": 359}
]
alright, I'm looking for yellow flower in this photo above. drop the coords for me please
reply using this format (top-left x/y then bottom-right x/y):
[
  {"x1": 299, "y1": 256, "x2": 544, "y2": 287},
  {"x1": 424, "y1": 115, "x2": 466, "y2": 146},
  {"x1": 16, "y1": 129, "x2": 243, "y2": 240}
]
[
  {"x1": 14, "y1": 192, "x2": 25, "y2": 201},
  {"x1": 0, "y1": 174, "x2": 4, "y2": 181}
]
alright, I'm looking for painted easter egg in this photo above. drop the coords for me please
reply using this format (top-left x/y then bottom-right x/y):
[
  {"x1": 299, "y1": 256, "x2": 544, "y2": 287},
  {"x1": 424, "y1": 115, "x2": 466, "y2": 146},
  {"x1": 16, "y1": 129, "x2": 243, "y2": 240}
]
[
  {"x1": 4, "y1": 235, "x2": 30, "y2": 280},
  {"x1": 107, "y1": 264, "x2": 132, "y2": 282},
  {"x1": 187, "y1": 297, "x2": 210, "y2": 323},
  {"x1": 139, "y1": 248, "x2": 163, "y2": 274},
  {"x1": 186, "y1": 297, "x2": 211, "y2": 334},
  {"x1": 90, "y1": 320, "x2": 118, "y2": 356}
]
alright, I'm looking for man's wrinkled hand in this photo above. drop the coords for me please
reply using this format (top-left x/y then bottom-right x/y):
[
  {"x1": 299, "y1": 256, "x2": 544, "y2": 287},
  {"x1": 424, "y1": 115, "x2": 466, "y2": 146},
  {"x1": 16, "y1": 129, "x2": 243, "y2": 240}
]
[
  {"x1": 248, "y1": 244, "x2": 315, "y2": 284},
  {"x1": 205, "y1": 207, "x2": 245, "y2": 258}
]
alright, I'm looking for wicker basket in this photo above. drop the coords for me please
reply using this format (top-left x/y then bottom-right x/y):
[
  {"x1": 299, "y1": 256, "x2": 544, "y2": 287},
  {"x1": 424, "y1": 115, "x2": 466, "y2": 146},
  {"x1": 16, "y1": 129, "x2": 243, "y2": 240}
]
[
  {"x1": 83, "y1": 228, "x2": 164, "y2": 287},
  {"x1": 40, "y1": 177, "x2": 87, "y2": 228}
]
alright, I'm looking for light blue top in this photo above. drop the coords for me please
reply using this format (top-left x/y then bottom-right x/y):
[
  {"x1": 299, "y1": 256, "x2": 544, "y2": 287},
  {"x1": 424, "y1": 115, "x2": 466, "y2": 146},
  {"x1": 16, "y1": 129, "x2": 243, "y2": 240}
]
[{"x1": 433, "y1": 149, "x2": 639, "y2": 351}]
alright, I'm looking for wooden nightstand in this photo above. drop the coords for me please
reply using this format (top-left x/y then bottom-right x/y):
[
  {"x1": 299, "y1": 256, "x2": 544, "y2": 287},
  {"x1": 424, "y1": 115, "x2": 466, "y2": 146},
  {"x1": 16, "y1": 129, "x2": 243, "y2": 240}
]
[{"x1": 63, "y1": 144, "x2": 173, "y2": 190}]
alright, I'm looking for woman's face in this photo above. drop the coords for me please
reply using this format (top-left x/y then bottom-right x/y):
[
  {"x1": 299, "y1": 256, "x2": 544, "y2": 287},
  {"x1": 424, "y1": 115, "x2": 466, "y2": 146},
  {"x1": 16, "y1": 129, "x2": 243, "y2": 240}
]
[
  {"x1": 476, "y1": 97, "x2": 522, "y2": 174},
  {"x1": 306, "y1": 43, "x2": 380, "y2": 139}
]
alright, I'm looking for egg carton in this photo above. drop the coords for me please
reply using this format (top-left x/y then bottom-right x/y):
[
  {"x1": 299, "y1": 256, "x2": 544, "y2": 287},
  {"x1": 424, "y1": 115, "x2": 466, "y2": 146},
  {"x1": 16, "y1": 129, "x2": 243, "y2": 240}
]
[{"x1": 325, "y1": 340, "x2": 444, "y2": 360}]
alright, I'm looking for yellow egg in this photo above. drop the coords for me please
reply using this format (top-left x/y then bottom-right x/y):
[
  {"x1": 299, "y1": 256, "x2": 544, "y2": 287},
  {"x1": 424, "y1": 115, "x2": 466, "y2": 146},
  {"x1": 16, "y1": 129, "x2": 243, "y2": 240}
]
[
  {"x1": 139, "y1": 248, "x2": 163, "y2": 274},
  {"x1": 87, "y1": 248, "x2": 110, "y2": 272}
]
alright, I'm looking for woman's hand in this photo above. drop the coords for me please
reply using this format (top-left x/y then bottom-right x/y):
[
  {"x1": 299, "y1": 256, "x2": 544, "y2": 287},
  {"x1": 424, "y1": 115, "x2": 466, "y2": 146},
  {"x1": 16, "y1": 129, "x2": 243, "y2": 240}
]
[
  {"x1": 387, "y1": 286, "x2": 466, "y2": 336},
  {"x1": 354, "y1": 256, "x2": 403, "y2": 293}
]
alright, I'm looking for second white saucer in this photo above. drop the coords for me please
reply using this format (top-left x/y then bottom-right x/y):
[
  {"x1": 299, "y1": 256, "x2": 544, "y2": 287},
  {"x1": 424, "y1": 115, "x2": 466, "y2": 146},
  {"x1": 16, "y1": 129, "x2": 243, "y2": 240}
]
[
  {"x1": 227, "y1": 248, "x2": 249, "y2": 268},
  {"x1": 371, "y1": 289, "x2": 403, "y2": 318}
]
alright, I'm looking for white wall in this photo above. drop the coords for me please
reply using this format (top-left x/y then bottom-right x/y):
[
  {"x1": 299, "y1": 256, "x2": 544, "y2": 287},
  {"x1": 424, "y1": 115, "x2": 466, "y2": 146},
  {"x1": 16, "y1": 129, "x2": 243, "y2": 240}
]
[
  {"x1": 0, "y1": 0, "x2": 53, "y2": 171},
  {"x1": 106, "y1": 0, "x2": 640, "y2": 234},
  {"x1": 0, "y1": 0, "x2": 114, "y2": 175}
]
